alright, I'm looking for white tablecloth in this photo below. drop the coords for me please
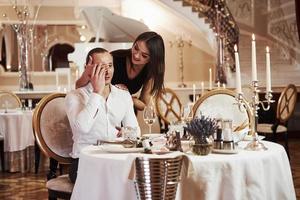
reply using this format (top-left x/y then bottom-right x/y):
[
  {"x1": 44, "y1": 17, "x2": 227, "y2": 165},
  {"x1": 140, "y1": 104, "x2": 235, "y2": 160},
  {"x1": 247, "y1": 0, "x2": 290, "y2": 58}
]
[
  {"x1": 0, "y1": 110, "x2": 35, "y2": 152},
  {"x1": 71, "y1": 141, "x2": 296, "y2": 200}
]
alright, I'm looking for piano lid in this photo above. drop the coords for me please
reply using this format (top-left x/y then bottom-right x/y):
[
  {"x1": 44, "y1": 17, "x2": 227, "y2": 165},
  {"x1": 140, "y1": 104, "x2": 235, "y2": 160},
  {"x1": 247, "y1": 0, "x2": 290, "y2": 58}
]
[
  {"x1": 81, "y1": 7, "x2": 149, "y2": 42},
  {"x1": 68, "y1": 42, "x2": 132, "y2": 75}
]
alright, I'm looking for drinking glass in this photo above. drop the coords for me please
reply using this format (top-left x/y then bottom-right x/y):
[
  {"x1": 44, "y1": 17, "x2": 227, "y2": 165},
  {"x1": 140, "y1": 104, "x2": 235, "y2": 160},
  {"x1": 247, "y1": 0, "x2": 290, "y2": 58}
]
[
  {"x1": 181, "y1": 103, "x2": 193, "y2": 123},
  {"x1": 28, "y1": 99, "x2": 33, "y2": 110},
  {"x1": 122, "y1": 126, "x2": 138, "y2": 141},
  {"x1": 143, "y1": 105, "x2": 156, "y2": 134}
]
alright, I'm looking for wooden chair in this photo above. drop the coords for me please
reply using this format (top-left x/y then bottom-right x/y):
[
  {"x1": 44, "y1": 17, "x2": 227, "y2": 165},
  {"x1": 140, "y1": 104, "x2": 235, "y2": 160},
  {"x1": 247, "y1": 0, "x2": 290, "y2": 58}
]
[
  {"x1": 193, "y1": 89, "x2": 252, "y2": 138},
  {"x1": 0, "y1": 90, "x2": 22, "y2": 109},
  {"x1": 0, "y1": 91, "x2": 21, "y2": 171},
  {"x1": 155, "y1": 88, "x2": 182, "y2": 133},
  {"x1": 257, "y1": 84, "x2": 298, "y2": 157},
  {"x1": 135, "y1": 156, "x2": 183, "y2": 200},
  {"x1": 33, "y1": 93, "x2": 74, "y2": 200}
]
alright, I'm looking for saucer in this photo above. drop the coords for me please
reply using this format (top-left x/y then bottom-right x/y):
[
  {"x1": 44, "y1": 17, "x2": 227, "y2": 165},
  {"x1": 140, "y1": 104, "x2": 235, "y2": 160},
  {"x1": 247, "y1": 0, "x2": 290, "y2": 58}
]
[{"x1": 212, "y1": 149, "x2": 239, "y2": 154}]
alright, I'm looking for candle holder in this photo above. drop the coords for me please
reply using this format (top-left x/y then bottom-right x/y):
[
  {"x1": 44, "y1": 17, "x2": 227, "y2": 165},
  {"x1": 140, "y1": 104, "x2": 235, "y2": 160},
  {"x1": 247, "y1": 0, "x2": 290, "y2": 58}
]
[
  {"x1": 170, "y1": 36, "x2": 192, "y2": 88},
  {"x1": 236, "y1": 80, "x2": 274, "y2": 151}
]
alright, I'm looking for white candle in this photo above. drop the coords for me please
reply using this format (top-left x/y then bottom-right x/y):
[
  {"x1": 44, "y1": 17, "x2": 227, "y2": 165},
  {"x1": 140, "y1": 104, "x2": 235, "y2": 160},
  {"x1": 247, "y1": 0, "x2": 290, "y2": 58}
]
[
  {"x1": 201, "y1": 81, "x2": 204, "y2": 94},
  {"x1": 251, "y1": 34, "x2": 257, "y2": 81},
  {"x1": 75, "y1": 69, "x2": 79, "y2": 80},
  {"x1": 209, "y1": 68, "x2": 212, "y2": 90},
  {"x1": 28, "y1": 99, "x2": 32, "y2": 109},
  {"x1": 217, "y1": 81, "x2": 220, "y2": 88},
  {"x1": 192, "y1": 84, "x2": 196, "y2": 104},
  {"x1": 234, "y1": 45, "x2": 242, "y2": 94},
  {"x1": 266, "y1": 46, "x2": 271, "y2": 92},
  {"x1": 222, "y1": 83, "x2": 226, "y2": 88}
]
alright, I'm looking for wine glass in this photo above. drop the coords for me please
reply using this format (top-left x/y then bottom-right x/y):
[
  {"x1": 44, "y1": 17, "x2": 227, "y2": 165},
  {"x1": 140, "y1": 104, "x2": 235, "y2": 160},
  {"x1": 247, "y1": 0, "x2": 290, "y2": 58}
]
[{"x1": 143, "y1": 104, "x2": 156, "y2": 134}]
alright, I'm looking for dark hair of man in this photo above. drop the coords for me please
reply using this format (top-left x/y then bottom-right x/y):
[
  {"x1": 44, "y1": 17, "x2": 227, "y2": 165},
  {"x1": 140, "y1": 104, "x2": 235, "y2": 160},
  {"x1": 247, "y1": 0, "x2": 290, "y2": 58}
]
[
  {"x1": 134, "y1": 31, "x2": 165, "y2": 96},
  {"x1": 85, "y1": 48, "x2": 109, "y2": 65}
]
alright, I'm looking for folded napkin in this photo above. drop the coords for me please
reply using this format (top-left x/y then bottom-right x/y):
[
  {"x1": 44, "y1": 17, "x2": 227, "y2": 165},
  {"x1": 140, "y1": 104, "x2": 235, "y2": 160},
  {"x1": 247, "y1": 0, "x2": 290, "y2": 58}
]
[{"x1": 126, "y1": 151, "x2": 194, "y2": 181}]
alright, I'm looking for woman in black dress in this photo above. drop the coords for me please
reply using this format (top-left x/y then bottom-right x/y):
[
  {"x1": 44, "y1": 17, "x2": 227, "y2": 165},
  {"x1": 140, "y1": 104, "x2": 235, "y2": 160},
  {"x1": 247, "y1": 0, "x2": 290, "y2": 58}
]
[{"x1": 76, "y1": 31, "x2": 165, "y2": 110}]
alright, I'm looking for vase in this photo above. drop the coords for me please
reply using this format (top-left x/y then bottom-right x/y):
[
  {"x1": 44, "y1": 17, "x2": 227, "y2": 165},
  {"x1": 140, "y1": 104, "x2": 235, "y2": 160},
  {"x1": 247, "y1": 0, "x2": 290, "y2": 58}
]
[
  {"x1": 16, "y1": 25, "x2": 30, "y2": 90},
  {"x1": 192, "y1": 143, "x2": 212, "y2": 155}
]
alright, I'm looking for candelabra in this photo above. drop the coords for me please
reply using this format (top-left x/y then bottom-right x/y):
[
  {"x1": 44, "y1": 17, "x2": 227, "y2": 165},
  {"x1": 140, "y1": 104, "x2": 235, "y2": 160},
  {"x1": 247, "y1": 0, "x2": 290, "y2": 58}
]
[
  {"x1": 170, "y1": 36, "x2": 192, "y2": 88},
  {"x1": 236, "y1": 81, "x2": 274, "y2": 151}
]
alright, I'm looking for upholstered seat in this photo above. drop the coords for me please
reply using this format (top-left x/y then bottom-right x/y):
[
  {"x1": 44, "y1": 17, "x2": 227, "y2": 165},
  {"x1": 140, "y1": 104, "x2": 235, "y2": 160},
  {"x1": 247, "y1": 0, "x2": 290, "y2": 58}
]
[
  {"x1": 257, "y1": 84, "x2": 298, "y2": 158},
  {"x1": 33, "y1": 93, "x2": 73, "y2": 199},
  {"x1": 257, "y1": 123, "x2": 287, "y2": 133},
  {"x1": 155, "y1": 88, "x2": 182, "y2": 133},
  {"x1": 46, "y1": 174, "x2": 74, "y2": 198}
]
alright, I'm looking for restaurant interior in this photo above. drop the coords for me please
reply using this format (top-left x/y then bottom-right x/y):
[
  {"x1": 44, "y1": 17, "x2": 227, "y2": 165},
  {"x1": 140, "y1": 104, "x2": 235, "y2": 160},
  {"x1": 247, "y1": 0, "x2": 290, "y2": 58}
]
[{"x1": 0, "y1": 0, "x2": 300, "y2": 199}]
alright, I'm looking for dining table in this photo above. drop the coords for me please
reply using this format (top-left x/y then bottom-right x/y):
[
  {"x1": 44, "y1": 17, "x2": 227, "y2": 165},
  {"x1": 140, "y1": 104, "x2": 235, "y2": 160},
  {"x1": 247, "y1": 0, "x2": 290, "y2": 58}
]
[
  {"x1": 71, "y1": 141, "x2": 296, "y2": 200},
  {"x1": 0, "y1": 109, "x2": 35, "y2": 172}
]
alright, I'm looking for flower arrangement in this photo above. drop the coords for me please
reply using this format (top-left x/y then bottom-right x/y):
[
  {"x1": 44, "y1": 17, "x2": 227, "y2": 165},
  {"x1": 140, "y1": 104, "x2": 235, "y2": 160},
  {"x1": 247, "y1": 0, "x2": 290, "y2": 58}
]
[{"x1": 184, "y1": 115, "x2": 218, "y2": 144}]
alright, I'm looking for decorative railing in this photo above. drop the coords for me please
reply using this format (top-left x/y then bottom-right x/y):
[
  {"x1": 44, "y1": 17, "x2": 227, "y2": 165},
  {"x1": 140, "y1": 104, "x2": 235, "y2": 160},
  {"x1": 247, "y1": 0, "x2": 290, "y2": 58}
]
[{"x1": 177, "y1": 0, "x2": 239, "y2": 68}]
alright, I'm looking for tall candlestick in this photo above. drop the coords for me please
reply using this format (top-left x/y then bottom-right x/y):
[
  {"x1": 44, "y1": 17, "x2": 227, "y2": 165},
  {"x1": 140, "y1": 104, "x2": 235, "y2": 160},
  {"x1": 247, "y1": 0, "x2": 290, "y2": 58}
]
[
  {"x1": 75, "y1": 68, "x2": 79, "y2": 80},
  {"x1": 192, "y1": 84, "x2": 196, "y2": 104},
  {"x1": 201, "y1": 81, "x2": 204, "y2": 94},
  {"x1": 209, "y1": 68, "x2": 212, "y2": 90},
  {"x1": 234, "y1": 45, "x2": 242, "y2": 94},
  {"x1": 251, "y1": 34, "x2": 257, "y2": 81},
  {"x1": 266, "y1": 46, "x2": 271, "y2": 92}
]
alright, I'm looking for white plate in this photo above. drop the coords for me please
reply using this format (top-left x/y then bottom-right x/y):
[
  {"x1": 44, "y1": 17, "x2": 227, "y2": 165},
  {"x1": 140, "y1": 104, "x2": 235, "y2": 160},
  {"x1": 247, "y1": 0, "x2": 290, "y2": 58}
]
[
  {"x1": 0, "y1": 109, "x2": 20, "y2": 114},
  {"x1": 151, "y1": 148, "x2": 170, "y2": 155},
  {"x1": 142, "y1": 133, "x2": 162, "y2": 139},
  {"x1": 102, "y1": 146, "x2": 144, "y2": 153},
  {"x1": 212, "y1": 149, "x2": 239, "y2": 154},
  {"x1": 243, "y1": 135, "x2": 265, "y2": 141}
]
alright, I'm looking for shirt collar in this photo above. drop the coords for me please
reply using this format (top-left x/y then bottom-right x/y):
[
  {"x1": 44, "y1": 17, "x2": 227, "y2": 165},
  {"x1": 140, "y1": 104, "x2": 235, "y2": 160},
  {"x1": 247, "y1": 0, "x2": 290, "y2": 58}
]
[{"x1": 86, "y1": 83, "x2": 116, "y2": 96}]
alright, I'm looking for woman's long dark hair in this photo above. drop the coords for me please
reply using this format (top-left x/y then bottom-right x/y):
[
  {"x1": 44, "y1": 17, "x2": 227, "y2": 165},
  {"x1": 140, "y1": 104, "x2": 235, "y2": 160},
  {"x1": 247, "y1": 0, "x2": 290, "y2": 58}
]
[{"x1": 133, "y1": 31, "x2": 165, "y2": 96}]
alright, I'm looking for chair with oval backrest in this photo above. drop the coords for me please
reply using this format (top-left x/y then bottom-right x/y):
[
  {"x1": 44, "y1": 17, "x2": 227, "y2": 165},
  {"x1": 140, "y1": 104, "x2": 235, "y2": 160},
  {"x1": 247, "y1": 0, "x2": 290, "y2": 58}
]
[
  {"x1": 33, "y1": 93, "x2": 74, "y2": 200},
  {"x1": 0, "y1": 90, "x2": 22, "y2": 109},
  {"x1": 155, "y1": 88, "x2": 182, "y2": 133},
  {"x1": 257, "y1": 84, "x2": 298, "y2": 158},
  {"x1": 135, "y1": 156, "x2": 183, "y2": 200},
  {"x1": 193, "y1": 89, "x2": 252, "y2": 141},
  {"x1": 0, "y1": 91, "x2": 22, "y2": 171}
]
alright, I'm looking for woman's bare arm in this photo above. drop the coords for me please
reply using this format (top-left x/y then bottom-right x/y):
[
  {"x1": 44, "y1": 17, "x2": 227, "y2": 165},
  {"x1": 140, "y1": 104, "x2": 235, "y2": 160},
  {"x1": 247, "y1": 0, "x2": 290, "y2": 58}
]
[
  {"x1": 75, "y1": 56, "x2": 94, "y2": 89},
  {"x1": 137, "y1": 79, "x2": 154, "y2": 110}
]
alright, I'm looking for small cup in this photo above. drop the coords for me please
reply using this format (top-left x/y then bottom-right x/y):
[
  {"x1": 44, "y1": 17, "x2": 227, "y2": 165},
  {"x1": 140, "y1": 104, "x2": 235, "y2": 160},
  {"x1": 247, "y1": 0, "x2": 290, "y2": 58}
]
[
  {"x1": 222, "y1": 119, "x2": 233, "y2": 142},
  {"x1": 181, "y1": 140, "x2": 193, "y2": 153},
  {"x1": 223, "y1": 141, "x2": 235, "y2": 150}
]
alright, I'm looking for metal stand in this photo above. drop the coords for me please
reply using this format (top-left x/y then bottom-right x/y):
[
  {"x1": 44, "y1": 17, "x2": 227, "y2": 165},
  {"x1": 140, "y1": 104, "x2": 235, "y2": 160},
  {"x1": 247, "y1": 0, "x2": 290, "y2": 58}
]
[
  {"x1": 170, "y1": 36, "x2": 191, "y2": 88},
  {"x1": 236, "y1": 81, "x2": 274, "y2": 151}
]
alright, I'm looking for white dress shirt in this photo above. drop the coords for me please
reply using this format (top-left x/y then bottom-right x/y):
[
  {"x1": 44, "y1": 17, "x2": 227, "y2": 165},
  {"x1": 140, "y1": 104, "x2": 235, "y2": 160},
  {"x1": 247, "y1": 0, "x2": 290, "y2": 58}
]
[{"x1": 65, "y1": 83, "x2": 140, "y2": 158}]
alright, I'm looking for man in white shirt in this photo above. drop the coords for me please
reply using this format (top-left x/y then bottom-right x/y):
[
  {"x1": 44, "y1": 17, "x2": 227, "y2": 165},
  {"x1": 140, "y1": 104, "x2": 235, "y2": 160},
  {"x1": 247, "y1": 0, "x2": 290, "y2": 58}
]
[{"x1": 65, "y1": 48, "x2": 140, "y2": 183}]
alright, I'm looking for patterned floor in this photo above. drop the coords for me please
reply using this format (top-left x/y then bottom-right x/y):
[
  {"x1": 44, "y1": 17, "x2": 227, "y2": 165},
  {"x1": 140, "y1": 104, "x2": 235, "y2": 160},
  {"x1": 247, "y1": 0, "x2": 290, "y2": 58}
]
[{"x1": 0, "y1": 139, "x2": 300, "y2": 200}]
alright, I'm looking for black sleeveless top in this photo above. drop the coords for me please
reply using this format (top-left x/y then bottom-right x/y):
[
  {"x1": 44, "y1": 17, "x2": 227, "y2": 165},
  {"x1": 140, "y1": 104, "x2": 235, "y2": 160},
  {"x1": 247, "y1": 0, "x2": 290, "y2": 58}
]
[{"x1": 111, "y1": 49, "x2": 148, "y2": 94}]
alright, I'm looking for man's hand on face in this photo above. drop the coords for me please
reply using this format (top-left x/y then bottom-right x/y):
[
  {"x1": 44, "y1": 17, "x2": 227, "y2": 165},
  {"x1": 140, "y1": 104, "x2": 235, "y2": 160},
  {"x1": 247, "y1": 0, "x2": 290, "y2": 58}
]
[{"x1": 91, "y1": 63, "x2": 106, "y2": 95}]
